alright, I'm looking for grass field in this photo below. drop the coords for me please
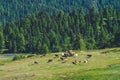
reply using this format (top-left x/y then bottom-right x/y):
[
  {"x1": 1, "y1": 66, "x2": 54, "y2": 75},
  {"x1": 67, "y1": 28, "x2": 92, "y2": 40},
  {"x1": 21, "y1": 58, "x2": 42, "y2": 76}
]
[{"x1": 0, "y1": 48, "x2": 120, "y2": 80}]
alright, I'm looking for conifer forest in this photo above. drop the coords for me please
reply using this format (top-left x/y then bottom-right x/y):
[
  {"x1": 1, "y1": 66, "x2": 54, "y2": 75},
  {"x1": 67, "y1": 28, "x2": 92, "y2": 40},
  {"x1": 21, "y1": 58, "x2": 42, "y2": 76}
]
[{"x1": 0, "y1": 0, "x2": 120, "y2": 54}]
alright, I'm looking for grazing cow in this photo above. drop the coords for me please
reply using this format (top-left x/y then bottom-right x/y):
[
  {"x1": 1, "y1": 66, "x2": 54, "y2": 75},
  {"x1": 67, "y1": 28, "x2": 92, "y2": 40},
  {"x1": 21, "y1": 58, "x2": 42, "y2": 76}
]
[
  {"x1": 83, "y1": 59, "x2": 88, "y2": 63},
  {"x1": 60, "y1": 57, "x2": 64, "y2": 60},
  {"x1": 55, "y1": 54, "x2": 59, "y2": 57},
  {"x1": 67, "y1": 50, "x2": 74, "y2": 56},
  {"x1": 40, "y1": 54, "x2": 46, "y2": 57},
  {"x1": 53, "y1": 54, "x2": 59, "y2": 59},
  {"x1": 79, "y1": 59, "x2": 89, "y2": 63},
  {"x1": 60, "y1": 57, "x2": 67, "y2": 61},
  {"x1": 79, "y1": 60, "x2": 83, "y2": 63},
  {"x1": 62, "y1": 53, "x2": 64, "y2": 56},
  {"x1": 53, "y1": 54, "x2": 59, "y2": 58},
  {"x1": 62, "y1": 58, "x2": 68, "y2": 63},
  {"x1": 74, "y1": 54, "x2": 78, "y2": 57},
  {"x1": 62, "y1": 53, "x2": 68, "y2": 57},
  {"x1": 87, "y1": 54, "x2": 92, "y2": 58},
  {"x1": 43, "y1": 54, "x2": 46, "y2": 56},
  {"x1": 62, "y1": 50, "x2": 75, "y2": 57},
  {"x1": 34, "y1": 61, "x2": 38, "y2": 64},
  {"x1": 72, "y1": 60, "x2": 77, "y2": 65},
  {"x1": 47, "y1": 59, "x2": 53, "y2": 63}
]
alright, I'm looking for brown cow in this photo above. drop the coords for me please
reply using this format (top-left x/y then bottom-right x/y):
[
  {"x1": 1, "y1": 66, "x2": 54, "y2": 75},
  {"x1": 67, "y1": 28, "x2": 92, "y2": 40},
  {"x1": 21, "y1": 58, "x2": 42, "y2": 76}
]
[{"x1": 62, "y1": 50, "x2": 75, "y2": 57}]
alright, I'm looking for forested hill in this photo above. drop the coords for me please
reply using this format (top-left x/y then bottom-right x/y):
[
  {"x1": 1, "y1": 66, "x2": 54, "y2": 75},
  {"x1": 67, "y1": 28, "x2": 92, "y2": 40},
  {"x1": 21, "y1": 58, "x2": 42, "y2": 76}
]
[
  {"x1": 0, "y1": 0, "x2": 120, "y2": 25},
  {"x1": 0, "y1": 7, "x2": 120, "y2": 53}
]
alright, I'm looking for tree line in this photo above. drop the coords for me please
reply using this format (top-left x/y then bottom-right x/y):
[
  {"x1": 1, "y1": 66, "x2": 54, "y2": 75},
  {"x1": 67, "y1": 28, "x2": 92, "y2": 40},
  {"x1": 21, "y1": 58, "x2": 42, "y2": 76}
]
[
  {"x1": 0, "y1": 7, "x2": 120, "y2": 54},
  {"x1": 0, "y1": 0, "x2": 120, "y2": 25}
]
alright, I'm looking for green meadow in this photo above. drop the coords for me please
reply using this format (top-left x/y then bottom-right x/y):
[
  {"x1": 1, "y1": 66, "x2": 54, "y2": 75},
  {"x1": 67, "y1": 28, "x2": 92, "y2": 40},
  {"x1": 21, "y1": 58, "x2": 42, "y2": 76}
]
[{"x1": 0, "y1": 48, "x2": 120, "y2": 80}]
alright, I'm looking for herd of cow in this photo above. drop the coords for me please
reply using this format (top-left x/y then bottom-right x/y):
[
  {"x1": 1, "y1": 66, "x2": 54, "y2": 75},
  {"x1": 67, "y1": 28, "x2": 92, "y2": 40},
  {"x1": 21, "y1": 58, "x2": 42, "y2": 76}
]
[{"x1": 34, "y1": 50, "x2": 92, "y2": 65}]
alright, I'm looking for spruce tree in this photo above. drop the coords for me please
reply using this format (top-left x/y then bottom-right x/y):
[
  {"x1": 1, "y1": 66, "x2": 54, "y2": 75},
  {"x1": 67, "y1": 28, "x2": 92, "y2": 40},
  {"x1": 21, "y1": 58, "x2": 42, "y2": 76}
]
[
  {"x1": 0, "y1": 26, "x2": 4, "y2": 50},
  {"x1": 0, "y1": 31, "x2": 4, "y2": 52}
]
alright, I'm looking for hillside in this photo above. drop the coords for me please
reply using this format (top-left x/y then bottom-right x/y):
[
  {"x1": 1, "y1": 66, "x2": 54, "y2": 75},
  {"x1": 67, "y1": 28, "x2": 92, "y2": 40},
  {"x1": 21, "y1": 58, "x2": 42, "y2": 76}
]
[
  {"x1": 0, "y1": 0, "x2": 120, "y2": 25},
  {"x1": 0, "y1": 48, "x2": 120, "y2": 80},
  {"x1": 0, "y1": 1, "x2": 120, "y2": 80}
]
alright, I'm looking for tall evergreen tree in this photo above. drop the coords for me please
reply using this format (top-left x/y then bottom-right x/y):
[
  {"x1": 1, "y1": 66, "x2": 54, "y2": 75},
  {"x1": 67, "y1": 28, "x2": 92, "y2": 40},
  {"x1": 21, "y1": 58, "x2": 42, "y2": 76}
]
[{"x1": 0, "y1": 26, "x2": 4, "y2": 51}]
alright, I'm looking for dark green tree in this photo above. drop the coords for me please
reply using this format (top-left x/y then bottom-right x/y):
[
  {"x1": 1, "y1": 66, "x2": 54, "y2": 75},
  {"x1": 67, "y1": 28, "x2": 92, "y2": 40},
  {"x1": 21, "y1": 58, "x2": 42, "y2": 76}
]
[{"x1": 0, "y1": 26, "x2": 5, "y2": 51}]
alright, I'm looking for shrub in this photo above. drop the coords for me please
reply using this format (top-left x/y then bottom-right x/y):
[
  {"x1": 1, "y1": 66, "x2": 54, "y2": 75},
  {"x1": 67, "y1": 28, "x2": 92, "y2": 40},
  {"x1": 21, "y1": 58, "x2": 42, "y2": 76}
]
[{"x1": 12, "y1": 54, "x2": 26, "y2": 61}]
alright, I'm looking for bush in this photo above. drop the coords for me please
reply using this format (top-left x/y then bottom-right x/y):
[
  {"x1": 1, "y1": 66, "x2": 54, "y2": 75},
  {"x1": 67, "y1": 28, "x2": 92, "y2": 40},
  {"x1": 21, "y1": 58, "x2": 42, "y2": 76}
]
[{"x1": 12, "y1": 54, "x2": 26, "y2": 61}]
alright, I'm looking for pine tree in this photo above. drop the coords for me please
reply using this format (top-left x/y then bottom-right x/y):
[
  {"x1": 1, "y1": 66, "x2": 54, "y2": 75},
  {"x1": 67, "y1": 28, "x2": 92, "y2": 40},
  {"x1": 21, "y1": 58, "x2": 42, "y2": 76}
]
[
  {"x1": 17, "y1": 33, "x2": 26, "y2": 52},
  {"x1": 73, "y1": 34, "x2": 86, "y2": 50},
  {"x1": 36, "y1": 41, "x2": 42, "y2": 53},
  {"x1": 79, "y1": 7, "x2": 86, "y2": 35},
  {"x1": 114, "y1": 32, "x2": 120, "y2": 46},
  {"x1": 0, "y1": 31, "x2": 5, "y2": 53},
  {"x1": 40, "y1": 44, "x2": 49, "y2": 54},
  {"x1": 0, "y1": 26, "x2": 4, "y2": 51}
]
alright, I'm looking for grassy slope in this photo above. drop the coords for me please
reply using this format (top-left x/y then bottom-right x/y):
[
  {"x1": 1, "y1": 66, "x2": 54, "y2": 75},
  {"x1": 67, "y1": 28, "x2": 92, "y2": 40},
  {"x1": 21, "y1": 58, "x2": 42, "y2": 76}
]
[{"x1": 0, "y1": 48, "x2": 120, "y2": 80}]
